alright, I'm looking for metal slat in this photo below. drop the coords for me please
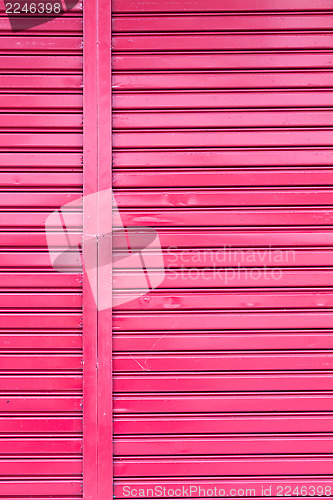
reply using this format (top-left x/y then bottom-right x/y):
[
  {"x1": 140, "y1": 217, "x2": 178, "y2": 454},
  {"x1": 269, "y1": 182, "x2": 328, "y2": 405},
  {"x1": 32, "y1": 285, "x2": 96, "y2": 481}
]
[
  {"x1": 0, "y1": 36, "x2": 82, "y2": 52},
  {"x1": 114, "y1": 456, "x2": 333, "y2": 476},
  {"x1": 113, "y1": 413, "x2": 333, "y2": 434},
  {"x1": 0, "y1": 56, "x2": 82, "y2": 71},
  {"x1": 0, "y1": 75, "x2": 83, "y2": 90},
  {"x1": 0, "y1": 153, "x2": 82, "y2": 168},
  {"x1": 113, "y1": 332, "x2": 333, "y2": 351},
  {"x1": 0, "y1": 335, "x2": 82, "y2": 350},
  {"x1": 113, "y1": 351, "x2": 333, "y2": 371},
  {"x1": 114, "y1": 435, "x2": 333, "y2": 455},
  {"x1": 113, "y1": 52, "x2": 333, "y2": 71},
  {"x1": 113, "y1": 290, "x2": 333, "y2": 309},
  {"x1": 115, "y1": 149, "x2": 333, "y2": 167},
  {"x1": 114, "y1": 129, "x2": 333, "y2": 148},
  {"x1": 0, "y1": 482, "x2": 81, "y2": 496},
  {"x1": 113, "y1": 0, "x2": 333, "y2": 12},
  {"x1": 0, "y1": 17, "x2": 82, "y2": 32},
  {"x1": 114, "y1": 373, "x2": 333, "y2": 392},
  {"x1": 113, "y1": 169, "x2": 333, "y2": 187},
  {"x1": 0, "y1": 459, "x2": 82, "y2": 475},
  {"x1": 116, "y1": 209, "x2": 333, "y2": 226},
  {"x1": 113, "y1": 111, "x2": 333, "y2": 129},
  {"x1": 113, "y1": 71, "x2": 333, "y2": 90},
  {"x1": 0, "y1": 94, "x2": 82, "y2": 110},
  {"x1": 113, "y1": 90, "x2": 333, "y2": 109},
  {"x1": 0, "y1": 437, "x2": 82, "y2": 454},
  {"x1": 112, "y1": 14, "x2": 333, "y2": 32},
  {"x1": 0, "y1": 354, "x2": 81, "y2": 370},
  {"x1": 113, "y1": 33, "x2": 333, "y2": 51},
  {"x1": 114, "y1": 393, "x2": 333, "y2": 413},
  {"x1": 113, "y1": 188, "x2": 333, "y2": 206},
  {"x1": 0, "y1": 375, "x2": 82, "y2": 391},
  {"x1": 0, "y1": 396, "x2": 82, "y2": 412}
]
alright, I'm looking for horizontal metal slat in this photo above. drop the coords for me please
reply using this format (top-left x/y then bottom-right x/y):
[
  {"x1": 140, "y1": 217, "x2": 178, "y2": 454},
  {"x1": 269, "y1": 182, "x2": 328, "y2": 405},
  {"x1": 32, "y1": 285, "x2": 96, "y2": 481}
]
[
  {"x1": 0, "y1": 173, "x2": 82, "y2": 188},
  {"x1": 112, "y1": 14, "x2": 333, "y2": 32},
  {"x1": 0, "y1": 459, "x2": 81, "y2": 476},
  {"x1": 113, "y1": 169, "x2": 333, "y2": 187},
  {"x1": 0, "y1": 481, "x2": 81, "y2": 496},
  {"x1": 112, "y1": 0, "x2": 333, "y2": 12},
  {"x1": 0, "y1": 292, "x2": 81, "y2": 307},
  {"x1": 0, "y1": 334, "x2": 82, "y2": 350},
  {"x1": 0, "y1": 153, "x2": 82, "y2": 168},
  {"x1": 0, "y1": 17, "x2": 83, "y2": 32},
  {"x1": 0, "y1": 354, "x2": 81, "y2": 370},
  {"x1": 114, "y1": 413, "x2": 333, "y2": 434},
  {"x1": 0, "y1": 232, "x2": 68, "y2": 247},
  {"x1": 0, "y1": 114, "x2": 82, "y2": 129},
  {"x1": 0, "y1": 192, "x2": 81, "y2": 208},
  {"x1": 114, "y1": 270, "x2": 333, "y2": 289},
  {"x1": 114, "y1": 434, "x2": 333, "y2": 455},
  {"x1": 114, "y1": 290, "x2": 333, "y2": 309},
  {"x1": 0, "y1": 375, "x2": 82, "y2": 391},
  {"x1": 114, "y1": 393, "x2": 333, "y2": 413},
  {"x1": 0, "y1": 56, "x2": 82, "y2": 71},
  {"x1": 114, "y1": 311, "x2": 333, "y2": 330},
  {"x1": 113, "y1": 111, "x2": 333, "y2": 129},
  {"x1": 113, "y1": 90, "x2": 333, "y2": 109},
  {"x1": 0, "y1": 273, "x2": 81, "y2": 288},
  {"x1": 0, "y1": 396, "x2": 82, "y2": 412},
  {"x1": 114, "y1": 372, "x2": 333, "y2": 392},
  {"x1": 0, "y1": 416, "x2": 82, "y2": 433},
  {"x1": 0, "y1": 133, "x2": 82, "y2": 150},
  {"x1": 113, "y1": 33, "x2": 333, "y2": 51},
  {"x1": 114, "y1": 149, "x2": 333, "y2": 167},
  {"x1": 0, "y1": 94, "x2": 82, "y2": 111},
  {"x1": 0, "y1": 437, "x2": 82, "y2": 454},
  {"x1": 114, "y1": 188, "x2": 333, "y2": 207},
  {"x1": 113, "y1": 52, "x2": 333, "y2": 71},
  {"x1": 113, "y1": 351, "x2": 333, "y2": 371},
  {"x1": 113, "y1": 70, "x2": 333, "y2": 89},
  {"x1": 114, "y1": 129, "x2": 333, "y2": 148},
  {"x1": 114, "y1": 230, "x2": 333, "y2": 248},
  {"x1": 0, "y1": 36, "x2": 82, "y2": 52},
  {"x1": 113, "y1": 332, "x2": 333, "y2": 351},
  {"x1": 115, "y1": 290, "x2": 333, "y2": 310},
  {"x1": 117, "y1": 209, "x2": 333, "y2": 226},
  {"x1": 114, "y1": 455, "x2": 333, "y2": 477},
  {"x1": 0, "y1": 74, "x2": 83, "y2": 91},
  {"x1": 0, "y1": 314, "x2": 81, "y2": 329},
  {"x1": 0, "y1": 252, "x2": 66, "y2": 267}
]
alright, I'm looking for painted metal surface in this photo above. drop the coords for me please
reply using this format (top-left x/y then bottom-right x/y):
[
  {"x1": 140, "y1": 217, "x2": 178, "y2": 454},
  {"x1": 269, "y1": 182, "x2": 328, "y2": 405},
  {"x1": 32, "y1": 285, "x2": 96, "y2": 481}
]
[
  {"x1": 0, "y1": 2, "x2": 83, "y2": 498},
  {"x1": 83, "y1": 0, "x2": 113, "y2": 499},
  {"x1": 112, "y1": 0, "x2": 333, "y2": 497}
]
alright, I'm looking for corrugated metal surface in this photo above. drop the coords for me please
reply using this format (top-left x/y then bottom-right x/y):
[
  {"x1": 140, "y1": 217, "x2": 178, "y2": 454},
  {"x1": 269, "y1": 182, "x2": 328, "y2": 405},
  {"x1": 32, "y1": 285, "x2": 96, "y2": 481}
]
[
  {"x1": 112, "y1": 0, "x2": 333, "y2": 496},
  {"x1": 0, "y1": 6, "x2": 83, "y2": 499}
]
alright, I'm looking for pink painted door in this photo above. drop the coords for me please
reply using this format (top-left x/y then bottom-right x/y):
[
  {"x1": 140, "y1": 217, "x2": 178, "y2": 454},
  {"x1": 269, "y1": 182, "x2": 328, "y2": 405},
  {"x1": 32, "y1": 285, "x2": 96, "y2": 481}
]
[
  {"x1": 0, "y1": 1, "x2": 84, "y2": 498},
  {"x1": 109, "y1": 0, "x2": 333, "y2": 498}
]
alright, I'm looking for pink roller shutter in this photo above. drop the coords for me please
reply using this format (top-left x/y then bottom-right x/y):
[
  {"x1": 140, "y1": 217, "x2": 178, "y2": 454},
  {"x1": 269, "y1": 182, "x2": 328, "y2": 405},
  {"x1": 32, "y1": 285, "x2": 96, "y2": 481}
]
[{"x1": 111, "y1": 0, "x2": 333, "y2": 497}]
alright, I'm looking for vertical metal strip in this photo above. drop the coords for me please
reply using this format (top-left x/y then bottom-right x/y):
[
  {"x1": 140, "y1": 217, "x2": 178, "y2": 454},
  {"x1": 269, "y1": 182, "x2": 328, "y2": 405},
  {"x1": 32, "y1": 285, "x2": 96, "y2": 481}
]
[
  {"x1": 97, "y1": 0, "x2": 113, "y2": 498},
  {"x1": 83, "y1": 0, "x2": 98, "y2": 496},
  {"x1": 83, "y1": 0, "x2": 112, "y2": 498}
]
